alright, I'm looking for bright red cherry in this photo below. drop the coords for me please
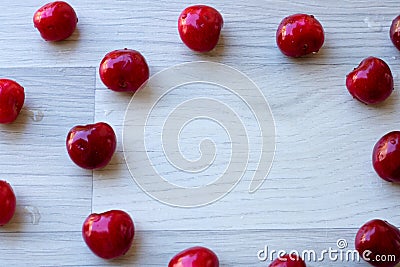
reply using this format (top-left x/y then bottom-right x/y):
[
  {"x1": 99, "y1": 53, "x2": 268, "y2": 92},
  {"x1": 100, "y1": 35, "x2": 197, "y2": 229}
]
[
  {"x1": 0, "y1": 79, "x2": 25, "y2": 124},
  {"x1": 82, "y1": 210, "x2": 135, "y2": 260},
  {"x1": 33, "y1": 1, "x2": 78, "y2": 42},
  {"x1": 99, "y1": 49, "x2": 149, "y2": 92},
  {"x1": 276, "y1": 14, "x2": 324, "y2": 57},
  {"x1": 66, "y1": 122, "x2": 116, "y2": 169},
  {"x1": 346, "y1": 57, "x2": 393, "y2": 105},
  {"x1": 269, "y1": 254, "x2": 306, "y2": 267},
  {"x1": 178, "y1": 5, "x2": 224, "y2": 52},
  {"x1": 372, "y1": 131, "x2": 400, "y2": 182},
  {"x1": 0, "y1": 180, "x2": 16, "y2": 226},
  {"x1": 169, "y1": 246, "x2": 219, "y2": 267},
  {"x1": 355, "y1": 219, "x2": 400, "y2": 267},
  {"x1": 390, "y1": 15, "x2": 400, "y2": 51}
]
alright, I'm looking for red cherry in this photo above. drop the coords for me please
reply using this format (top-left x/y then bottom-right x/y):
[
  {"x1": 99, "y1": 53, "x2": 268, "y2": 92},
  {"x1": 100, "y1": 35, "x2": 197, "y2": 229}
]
[
  {"x1": 168, "y1": 246, "x2": 219, "y2": 267},
  {"x1": 33, "y1": 1, "x2": 78, "y2": 42},
  {"x1": 276, "y1": 14, "x2": 324, "y2": 57},
  {"x1": 66, "y1": 122, "x2": 116, "y2": 169},
  {"x1": 355, "y1": 219, "x2": 400, "y2": 267},
  {"x1": 346, "y1": 57, "x2": 393, "y2": 105},
  {"x1": 178, "y1": 5, "x2": 224, "y2": 52},
  {"x1": 372, "y1": 131, "x2": 400, "y2": 182},
  {"x1": 269, "y1": 254, "x2": 306, "y2": 267},
  {"x1": 390, "y1": 15, "x2": 400, "y2": 51},
  {"x1": 82, "y1": 210, "x2": 135, "y2": 260},
  {"x1": 0, "y1": 79, "x2": 25, "y2": 124},
  {"x1": 0, "y1": 180, "x2": 16, "y2": 226},
  {"x1": 99, "y1": 49, "x2": 149, "y2": 92}
]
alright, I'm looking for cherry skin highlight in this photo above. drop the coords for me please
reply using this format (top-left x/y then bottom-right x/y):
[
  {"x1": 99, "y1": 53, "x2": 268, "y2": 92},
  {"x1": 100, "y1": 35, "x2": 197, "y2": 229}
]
[
  {"x1": 66, "y1": 122, "x2": 116, "y2": 169},
  {"x1": 0, "y1": 180, "x2": 16, "y2": 226},
  {"x1": 372, "y1": 131, "x2": 400, "y2": 183},
  {"x1": 99, "y1": 49, "x2": 149, "y2": 92},
  {"x1": 33, "y1": 1, "x2": 78, "y2": 41},
  {"x1": 355, "y1": 219, "x2": 400, "y2": 267},
  {"x1": 0, "y1": 79, "x2": 25, "y2": 124},
  {"x1": 82, "y1": 210, "x2": 135, "y2": 259},
  {"x1": 178, "y1": 5, "x2": 224, "y2": 52},
  {"x1": 276, "y1": 14, "x2": 324, "y2": 57},
  {"x1": 268, "y1": 254, "x2": 307, "y2": 267},
  {"x1": 346, "y1": 57, "x2": 393, "y2": 105},
  {"x1": 168, "y1": 246, "x2": 219, "y2": 267}
]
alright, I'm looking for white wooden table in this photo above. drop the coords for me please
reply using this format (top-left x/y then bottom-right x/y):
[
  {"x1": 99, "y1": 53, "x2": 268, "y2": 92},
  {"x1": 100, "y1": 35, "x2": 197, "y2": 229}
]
[{"x1": 0, "y1": 0, "x2": 400, "y2": 266}]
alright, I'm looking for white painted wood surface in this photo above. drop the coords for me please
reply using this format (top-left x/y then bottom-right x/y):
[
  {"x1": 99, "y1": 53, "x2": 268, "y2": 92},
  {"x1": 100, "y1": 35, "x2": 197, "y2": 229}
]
[{"x1": 0, "y1": 0, "x2": 400, "y2": 266}]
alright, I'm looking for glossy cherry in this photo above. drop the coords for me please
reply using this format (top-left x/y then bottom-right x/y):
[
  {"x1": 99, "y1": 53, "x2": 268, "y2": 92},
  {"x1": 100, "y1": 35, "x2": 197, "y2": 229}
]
[
  {"x1": 276, "y1": 14, "x2": 324, "y2": 57},
  {"x1": 99, "y1": 49, "x2": 149, "y2": 92},
  {"x1": 82, "y1": 210, "x2": 135, "y2": 259},
  {"x1": 0, "y1": 79, "x2": 25, "y2": 124},
  {"x1": 178, "y1": 5, "x2": 224, "y2": 52},
  {"x1": 269, "y1": 254, "x2": 306, "y2": 267},
  {"x1": 33, "y1": 1, "x2": 78, "y2": 41},
  {"x1": 390, "y1": 15, "x2": 400, "y2": 51},
  {"x1": 346, "y1": 57, "x2": 393, "y2": 105},
  {"x1": 0, "y1": 180, "x2": 16, "y2": 226},
  {"x1": 355, "y1": 219, "x2": 400, "y2": 267},
  {"x1": 372, "y1": 131, "x2": 400, "y2": 182},
  {"x1": 66, "y1": 122, "x2": 116, "y2": 169},
  {"x1": 169, "y1": 246, "x2": 219, "y2": 267}
]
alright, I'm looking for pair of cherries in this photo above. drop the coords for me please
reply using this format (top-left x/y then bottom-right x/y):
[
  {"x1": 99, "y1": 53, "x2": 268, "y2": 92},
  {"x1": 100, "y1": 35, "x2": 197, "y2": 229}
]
[{"x1": 276, "y1": 14, "x2": 396, "y2": 106}]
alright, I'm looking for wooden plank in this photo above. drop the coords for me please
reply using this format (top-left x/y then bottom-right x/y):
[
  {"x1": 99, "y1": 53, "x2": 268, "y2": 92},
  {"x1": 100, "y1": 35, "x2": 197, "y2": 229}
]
[
  {"x1": 0, "y1": 229, "x2": 367, "y2": 266},
  {"x1": 0, "y1": 1, "x2": 399, "y2": 69}
]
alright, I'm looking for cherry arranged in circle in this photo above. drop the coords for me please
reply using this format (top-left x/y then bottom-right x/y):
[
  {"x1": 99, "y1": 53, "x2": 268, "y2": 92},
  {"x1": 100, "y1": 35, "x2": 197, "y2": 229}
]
[
  {"x1": 99, "y1": 49, "x2": 149, "y2": 92},
  {"x1": 178, "y1": 5, "x2": 224, "y2": 52},
  {"x1": 33, "y1": 1, "x2": 78, "y2": 42},
  {"x1": 66, "y1": 122, "x2": 116, "y2": 170},
  {"x1": 276, "y1": 14, "x2": 324, "y2": 57}
]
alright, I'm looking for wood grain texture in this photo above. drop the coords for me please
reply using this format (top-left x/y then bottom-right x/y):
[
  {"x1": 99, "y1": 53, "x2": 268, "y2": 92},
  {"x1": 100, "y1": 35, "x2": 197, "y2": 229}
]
[
  {"x1": 0, "y1": 0, "x2": 400, "y2": 266},
  {"x1": 0, "y1": 229, "x2": 370, "y2": 266}
]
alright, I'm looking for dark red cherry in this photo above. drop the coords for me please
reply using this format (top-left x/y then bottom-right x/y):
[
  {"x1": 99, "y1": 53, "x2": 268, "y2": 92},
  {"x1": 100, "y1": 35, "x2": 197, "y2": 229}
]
[
  {"x1": 269, "y1": 254, "x2": 307, "y2": 267},
  {"x1": 390, "y1": 15, "x2": 400, "y2": 51},
  {"x1": 82, "y1": 210, "x2": 135, "y2": 259},
  {"x1": 276, "y1": 14, "x2": 324, "y2": 57},
  {"x1": 168, "y1": 246, "x2": 219, "y2": 267},
  {"x1": 0, "y1": 180, "x2": 16, "y2": 226},
  {"x1": 372, "y1": 131, "x2": 400, "y2": 182},
  {"x1": 355, "y1": 219, "x2": 400, "y2": 267},
  {"x1": 178, "y1": 5, "x2": 224, "y2": 52},
  {"x1": 33, "y1": 1, "x2": 78, "y2": 41},
  {"x1": 66, "y1": 122, "x2": 116, "y2": 169},
  {"x1": 99, "y1": 49, "x2": 149, "y2": 92},
  {"x1": 0, "y1": 79, "x2": 25, "y2": 124},
  {"x1": 346, "y1": 57, "x2": 393, "y2": 105}
]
